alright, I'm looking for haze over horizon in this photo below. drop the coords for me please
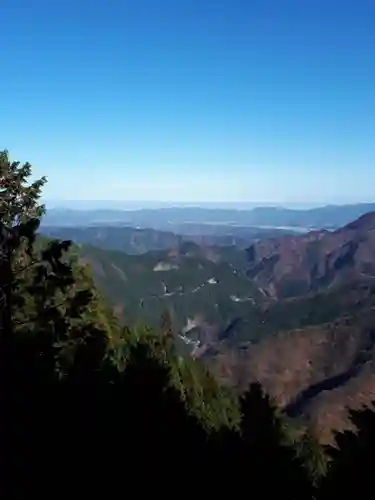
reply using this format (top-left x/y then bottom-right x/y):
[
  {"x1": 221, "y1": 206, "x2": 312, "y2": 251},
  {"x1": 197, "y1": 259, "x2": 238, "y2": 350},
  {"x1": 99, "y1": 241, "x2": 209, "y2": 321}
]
[
  {"x1": 2, "y1": 1, "x2": 375, "y2": 204},
  {"x1": 42, "y1": 199, "x2": 329, "y2": 210},
  {"x1": 41, "y1": 199, "x2": 374, "y2": 212}
]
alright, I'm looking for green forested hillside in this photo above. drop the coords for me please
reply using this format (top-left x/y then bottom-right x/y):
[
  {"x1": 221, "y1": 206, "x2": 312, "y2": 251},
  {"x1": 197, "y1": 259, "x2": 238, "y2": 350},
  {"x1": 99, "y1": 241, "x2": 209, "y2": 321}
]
[
  {"x1": 79, "y1": 242, "x2": 263, "y2": 336},
  {"x1": 76, "y1": 239, "x2": 375, "y2": 347},
  {"x1": 34, "y1": 237, "x2": 240, "y2": 430},
  {"x1": 4, "y1": 150, "x2": 375, "y2": 498},
  {"x1": 0, "y1": 151, "x2": 241, "y2": 432},
  {"x1": 0, "y1": 151, "x2": 313, "y2": 473},
  {"x1": 66, "y1": 207, "x2": 375, "y2": 447}
]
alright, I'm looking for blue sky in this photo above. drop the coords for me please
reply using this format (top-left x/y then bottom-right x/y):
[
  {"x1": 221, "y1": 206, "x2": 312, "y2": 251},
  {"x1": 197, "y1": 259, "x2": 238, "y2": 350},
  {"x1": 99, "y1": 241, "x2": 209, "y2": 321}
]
[{"x1": 1, "y1": 0, "x2": 374, "y2": 205}]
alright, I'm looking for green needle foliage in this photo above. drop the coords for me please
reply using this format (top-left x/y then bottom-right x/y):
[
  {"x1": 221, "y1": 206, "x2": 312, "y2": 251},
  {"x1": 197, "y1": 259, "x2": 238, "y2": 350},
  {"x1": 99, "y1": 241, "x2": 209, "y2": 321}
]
[{"x1": 6, "y1": 149, "x2": 375, "y2": 498}]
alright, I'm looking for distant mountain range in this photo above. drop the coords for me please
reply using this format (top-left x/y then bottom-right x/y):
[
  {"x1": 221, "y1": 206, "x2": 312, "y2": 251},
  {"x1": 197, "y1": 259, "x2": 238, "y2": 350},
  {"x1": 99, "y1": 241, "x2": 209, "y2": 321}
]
[
  {"x1": 39, "y1": 224, "x2": 299, "y2": 254},
  {"x1": 43, "y1": 208, "x2": 375, "y2": 443},
  {"x1": 41, "y1": 202, "x2": 375, "y2": 231}
]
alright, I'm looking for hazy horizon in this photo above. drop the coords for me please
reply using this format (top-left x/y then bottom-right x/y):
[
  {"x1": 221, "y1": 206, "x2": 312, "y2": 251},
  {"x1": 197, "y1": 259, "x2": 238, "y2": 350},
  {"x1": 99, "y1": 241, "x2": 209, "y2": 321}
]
[{"x1": 42, "y1": 200, "x2": 375, "y2": 211}]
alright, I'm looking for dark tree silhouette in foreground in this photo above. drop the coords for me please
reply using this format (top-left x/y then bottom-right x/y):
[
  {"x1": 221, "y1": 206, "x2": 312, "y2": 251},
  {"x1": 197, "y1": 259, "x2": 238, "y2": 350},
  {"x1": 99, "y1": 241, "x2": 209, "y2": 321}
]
[
  {"x1": 0, "y1": 150, "x2": 322, "y2": 498},
  {"x1": 318, "y1": 403, "x2": 375, "y2": 499},
  {"x1": 209, "y1": 382, "x2": 314, "y2": 498},
  {"x1": 240, "y1": 383, "x2": 313, "y2": 498}
]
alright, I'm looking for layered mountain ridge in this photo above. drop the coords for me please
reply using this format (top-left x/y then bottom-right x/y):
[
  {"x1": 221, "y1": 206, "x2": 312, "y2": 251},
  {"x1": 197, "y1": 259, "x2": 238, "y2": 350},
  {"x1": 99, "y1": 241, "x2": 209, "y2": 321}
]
[
  {"x1": 42, "y1": 210, "x2": 375, "y2": 442},
  {"x1": 211, "y1": 211, "x2": 375, "y2": 441},
  {"x1": 245, "y1": 210, "x2": 375, "y2": 299}
]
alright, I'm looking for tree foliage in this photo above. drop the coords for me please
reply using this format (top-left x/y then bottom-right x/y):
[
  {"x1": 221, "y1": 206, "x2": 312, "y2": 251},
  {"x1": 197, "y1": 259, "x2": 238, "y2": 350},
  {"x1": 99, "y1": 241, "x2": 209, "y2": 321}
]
[
  {"x1": 3, "y1": 150, "x2": 375, "y2": 497},
  {"x1": 0, "y1": 150, "x2": 118, "y2": 373},
  {"x1": 317, "y1": 403, "x2": 375, "y2": 499}
]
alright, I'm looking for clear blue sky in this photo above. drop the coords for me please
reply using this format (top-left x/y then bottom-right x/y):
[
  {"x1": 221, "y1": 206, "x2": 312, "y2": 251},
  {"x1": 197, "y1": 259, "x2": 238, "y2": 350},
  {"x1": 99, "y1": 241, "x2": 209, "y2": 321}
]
[{"x1": 1, "y1": 0, "x2": 374, "y2": 205}]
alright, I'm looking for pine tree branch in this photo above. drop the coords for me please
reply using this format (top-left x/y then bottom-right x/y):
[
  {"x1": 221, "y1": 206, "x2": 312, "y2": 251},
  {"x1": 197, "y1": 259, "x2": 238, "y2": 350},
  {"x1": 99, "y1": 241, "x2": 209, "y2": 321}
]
[
  {"x1": 13, "y1": 297, "x2": 74, "y2": 327},
  {"x1": 14, "y1": 259, "x2": 39, "y2": 275}
]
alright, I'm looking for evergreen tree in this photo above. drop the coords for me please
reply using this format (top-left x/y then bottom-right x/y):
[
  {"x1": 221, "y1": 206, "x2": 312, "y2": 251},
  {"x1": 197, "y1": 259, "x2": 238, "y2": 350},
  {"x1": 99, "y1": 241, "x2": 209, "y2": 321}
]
[
  {"x1": 0, "y1": 149, "x2": 45, "y2": 337},
  {"x1": 318, "y1": 403, "x2": 375, "y2": 499},
  {"x1": 0, "y1": 150, "x2": 113, "y2": 373},
  {"x1": 0, "y1": 149, "x2": 319, "y2": 496},
  {"x1": 296, "y1": 429, "x2": 328, "y2": 489},
  {"x1": 238, "y1": 382, "x2": 314, "y2": 498}
]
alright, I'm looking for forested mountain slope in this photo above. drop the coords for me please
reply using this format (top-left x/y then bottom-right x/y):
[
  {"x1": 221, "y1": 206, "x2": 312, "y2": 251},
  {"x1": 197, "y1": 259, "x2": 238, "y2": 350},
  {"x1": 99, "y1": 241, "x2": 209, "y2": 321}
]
[
  {"x1": 72, "y1": 211, "x2": 375, "y2": 442},
  {"x1": 4, "y1": 149, "x2": 375, "y2": 496}
]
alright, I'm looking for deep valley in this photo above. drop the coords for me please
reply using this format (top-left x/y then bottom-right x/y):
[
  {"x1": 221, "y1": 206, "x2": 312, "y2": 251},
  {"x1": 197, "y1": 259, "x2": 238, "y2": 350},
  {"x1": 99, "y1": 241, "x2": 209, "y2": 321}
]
[{"x1": 40, "y1": 207, "x2": 375, "y2": 443}]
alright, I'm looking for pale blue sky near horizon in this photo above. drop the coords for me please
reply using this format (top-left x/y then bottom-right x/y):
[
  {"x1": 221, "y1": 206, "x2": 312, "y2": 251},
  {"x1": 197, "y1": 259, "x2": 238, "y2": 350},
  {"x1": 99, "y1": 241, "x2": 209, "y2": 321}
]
[{"x1": 1, "y1": 0, "x2": 375, "y2": 205}]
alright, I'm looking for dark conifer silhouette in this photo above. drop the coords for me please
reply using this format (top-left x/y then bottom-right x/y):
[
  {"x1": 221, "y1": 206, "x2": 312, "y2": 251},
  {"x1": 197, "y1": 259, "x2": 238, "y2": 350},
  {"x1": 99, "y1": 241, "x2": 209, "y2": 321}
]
[
  {"x1": 240, "y1": 382, "x2": 313, "y2": 498},
  {"x1": 296, "y1": 429, "x2": 328, "y2": 489},
  {"x1": 207, "y1": 382, "x2": 314, "y2": 497},
  {"x1": 318, "y1": 403, "x2": 375, "y2": 499},
  {"x1": 0, "y1": 150, "x2": 325, "y2": 498}
]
